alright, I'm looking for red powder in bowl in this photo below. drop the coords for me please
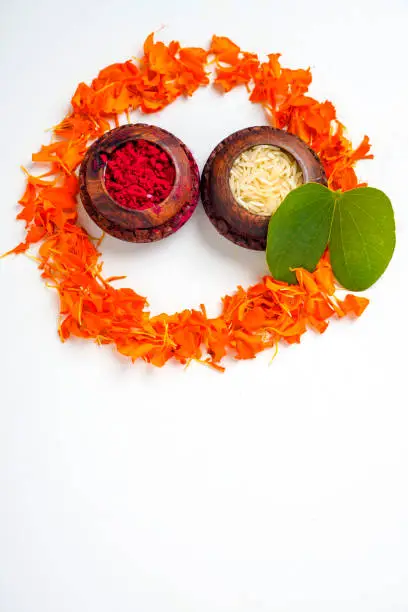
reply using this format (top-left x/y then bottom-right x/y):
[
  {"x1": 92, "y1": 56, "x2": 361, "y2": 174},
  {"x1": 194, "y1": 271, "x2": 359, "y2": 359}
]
[{"x1": 103, "y1": 139, "x2": 175, "y2": 211}]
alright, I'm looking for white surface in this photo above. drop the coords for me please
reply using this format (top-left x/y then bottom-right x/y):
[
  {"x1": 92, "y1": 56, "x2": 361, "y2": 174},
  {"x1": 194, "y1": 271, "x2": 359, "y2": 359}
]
[{"x1": 1, "y1": 1, "x2": 408, "y2": 610}]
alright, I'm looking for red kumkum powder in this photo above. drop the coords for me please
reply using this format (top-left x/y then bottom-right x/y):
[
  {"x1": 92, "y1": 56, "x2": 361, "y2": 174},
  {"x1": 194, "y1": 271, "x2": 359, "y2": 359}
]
[{"x1": 103, "y1": 139, "x2": 175, "y2": 211}]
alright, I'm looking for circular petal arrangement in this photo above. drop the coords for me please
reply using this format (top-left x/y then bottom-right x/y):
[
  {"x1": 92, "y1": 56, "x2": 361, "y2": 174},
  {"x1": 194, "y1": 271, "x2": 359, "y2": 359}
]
[{"x1": 6, "y1": 33, "x2": 373, "y2": 371}]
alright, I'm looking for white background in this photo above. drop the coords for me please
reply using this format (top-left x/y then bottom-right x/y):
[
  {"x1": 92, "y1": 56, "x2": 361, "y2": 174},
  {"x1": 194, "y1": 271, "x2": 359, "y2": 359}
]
[{"x1": 1, "y1": 1, "x2": 408, "y2": 610}]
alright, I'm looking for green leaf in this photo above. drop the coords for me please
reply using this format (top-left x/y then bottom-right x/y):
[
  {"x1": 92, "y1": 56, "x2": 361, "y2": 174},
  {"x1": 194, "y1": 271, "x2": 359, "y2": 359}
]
[
  {"x1": 329, "y1": 187, "x2": 396, "y2": 291},
  {"x1": 266, "y1": 184, "x2": 396, "y2": 291},
  {"x1": 266, "y1": 183, "x2": 335, "y2": 284}
]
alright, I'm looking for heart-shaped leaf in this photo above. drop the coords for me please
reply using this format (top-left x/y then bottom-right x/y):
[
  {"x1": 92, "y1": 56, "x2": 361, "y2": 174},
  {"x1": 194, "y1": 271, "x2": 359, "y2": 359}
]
[{"x1": 266, "y1": 184, "x2": 395, "y2": 291}]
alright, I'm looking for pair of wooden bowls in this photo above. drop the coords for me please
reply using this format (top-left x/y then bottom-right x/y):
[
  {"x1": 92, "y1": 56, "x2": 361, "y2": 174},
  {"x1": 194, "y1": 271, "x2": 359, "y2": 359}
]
[{"x1": 79, "y1": 124, "x2": 327, "y2": 250}]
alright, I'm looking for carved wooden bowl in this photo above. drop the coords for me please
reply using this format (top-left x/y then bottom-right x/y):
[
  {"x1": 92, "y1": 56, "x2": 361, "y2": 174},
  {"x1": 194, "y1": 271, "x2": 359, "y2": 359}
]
[
  {"x1": 200, "y1": 126, "x2": 327, "y2": 250},
  {"x1": 79, "y1": 124, "x2": 200, "y2": 242}
]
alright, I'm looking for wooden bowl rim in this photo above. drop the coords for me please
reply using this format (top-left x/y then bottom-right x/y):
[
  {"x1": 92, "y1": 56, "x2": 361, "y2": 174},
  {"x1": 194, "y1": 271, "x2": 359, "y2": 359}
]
[
  {"x1": 213, "y1": 125, "x2": 326, "y2": 222},
  {"x1": 79, "y1": 123, "x2": 194, "y2": 231},
  {"x1": 200, "y1": 126, "x2": 327, "y2": 250}
]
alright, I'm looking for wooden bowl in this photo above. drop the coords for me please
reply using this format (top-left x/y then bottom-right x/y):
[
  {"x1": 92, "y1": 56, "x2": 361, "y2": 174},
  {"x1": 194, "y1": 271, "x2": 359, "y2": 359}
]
[
  {"x1": 79, "y1": 124, "x2": 200, "y2": 243},
  {"x1": 200, "y1": 126, "x2": 327, "y2": 250}
]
